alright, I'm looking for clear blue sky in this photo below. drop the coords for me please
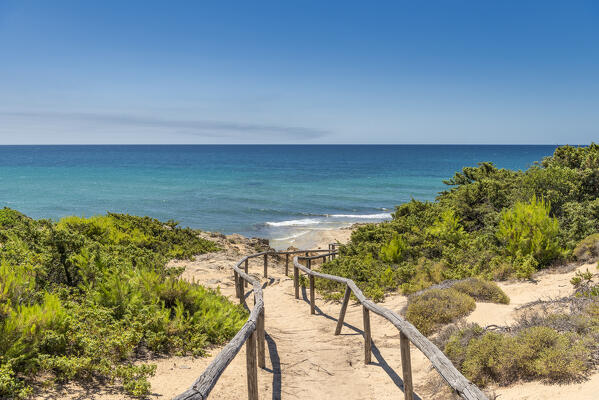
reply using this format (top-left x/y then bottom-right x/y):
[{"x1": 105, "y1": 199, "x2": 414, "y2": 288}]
[{"x1": 0, "y1": 1, "x2": 597, "y2": 144}]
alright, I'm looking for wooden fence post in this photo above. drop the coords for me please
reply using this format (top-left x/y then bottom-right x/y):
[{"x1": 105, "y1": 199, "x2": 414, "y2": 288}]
[
  {"x1": 234, "y1": 270, "x2": 240, "y2": 298},
  {"x1": 335, "y1": 285, "x2": 351, "y2": 335},
  {"x1": 285, "y1": 253, "x2": 289, "y2": 276},
  {"x1": 400, "y1": 332, "x2": 414, "y2": 400},
  {"x1": 246, "y1": 330, "x2": 258, "y2": 400},
  {"x1": 263, "y1": 253, "x2": 268, "y2": 278},
  {"x1": 244, "y1": 259, "x2": 249, "y2": 288},
  {"x1": 308, "y1": 259, "x2": 315, "y2": 315},
  {"x1": 294, "y1": 264, "x2": 299, "y2": 299},
  {"x1": 363, "y1": 306, "x2": 372, "y2": 364},
  {"x1": 239, "y1": 284, "x2": 245, "y2": 305},
  {"x1": 257, "y1": 308, "x2": 266, "y2": 369}
]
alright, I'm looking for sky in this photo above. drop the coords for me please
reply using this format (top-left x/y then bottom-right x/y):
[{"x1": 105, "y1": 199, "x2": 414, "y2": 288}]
[{"x1": 0, "y1": 1, "x2": 597, "y2": 144}]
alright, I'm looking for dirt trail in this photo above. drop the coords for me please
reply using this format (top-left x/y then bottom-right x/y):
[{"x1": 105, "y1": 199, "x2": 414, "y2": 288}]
[{"x1": 37, "y1": 230, "x2": 599, "y2": 400}]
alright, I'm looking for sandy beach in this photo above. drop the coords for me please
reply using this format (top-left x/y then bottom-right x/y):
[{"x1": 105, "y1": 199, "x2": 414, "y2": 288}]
[{"x1": 269, "y1": 223, "x2": 357, "y2": 251}]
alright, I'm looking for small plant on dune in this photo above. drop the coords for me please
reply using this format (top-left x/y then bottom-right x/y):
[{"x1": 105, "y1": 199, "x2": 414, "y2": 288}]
[
  {"x1": 405, "y1": 288, "x2": 476, "y2": 335},
  {"x1": 571, "y1": 269, "x2": 599, "y2": 297},
  {"x1": 451, "y1": 278, "x2": 510, "y2": 304}
]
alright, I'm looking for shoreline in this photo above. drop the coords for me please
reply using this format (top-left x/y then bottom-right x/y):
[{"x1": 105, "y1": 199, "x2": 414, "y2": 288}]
[{"x1": 267, "y1": 222, "x2": 363, "y2": 250}]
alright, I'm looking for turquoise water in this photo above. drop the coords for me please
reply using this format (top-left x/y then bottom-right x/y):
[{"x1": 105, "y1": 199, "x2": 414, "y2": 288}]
[{"x1": 0, "y1": 145, "x2": 557, "y2": 246}]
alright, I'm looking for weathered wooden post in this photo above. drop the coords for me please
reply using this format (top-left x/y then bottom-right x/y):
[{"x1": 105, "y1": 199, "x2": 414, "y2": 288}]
[
  {"x1": 363, "y1": 306, "x2": 372, "y2": 364},
  {"x1": 285, "y1": 253, "x2": 289, "y2": 276},
  {"x1": 257, "y1": 308, "x2": 266, "y2": 369},
  {"x1": 335, "y1": 285, "x2": 351, "y2": 335},
  {"x1": 294, "y1": 262, "x2": 299, "y2": 299},
  {"x1": 400, "y1": 332, "x2": 414, "y2": 400},
  {"x1": 308, "y1": 259, "x2": 315, "y2": 314},
  {"x1": 246, "y1": 330, "x2": 258, "y2": 400},
  {"x1": 263, "y1": 253, "x2": 268, "y2": 278},
  {"x1": 234, "y1": 270, "x2": 240, "y2": 298},
  {"x1": 239, "y1": 281, "x2": 245, "y2": 305},
  {"x1": 244, "y1": 259, "x2": 249, "y2": 288},
  {"x1": 322, "y1": 255, "x2": 327, "y2": 264}
]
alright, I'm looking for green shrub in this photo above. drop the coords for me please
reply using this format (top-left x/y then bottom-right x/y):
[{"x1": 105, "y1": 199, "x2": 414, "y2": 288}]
[
  {"x1": 497, "y1": 196, "x2": 565, "y2": 267},
  {"x1": 513, "y1": 253, "x2": 539, "y2": 279},
  {"x1": 318, "y1": 253, "x2": 398, "y2": 302},
  {"x1": 573, "y1": 233, "x2": 599, "y2": 262},
  {"x1": 426, "y1": 209, "x2": 467, "y2": 244},
  {"x1": 379, "y1": 233, "x2": 407, "y2": 263},
  {"x1": 405, "y1": 288, "x2": 475, "y2": 335},
  {"x1": 451, "y1": 278, "x2": 510, "y2": 304}
]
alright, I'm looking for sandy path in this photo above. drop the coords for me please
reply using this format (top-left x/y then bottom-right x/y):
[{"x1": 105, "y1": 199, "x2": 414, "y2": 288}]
[
  {"x1": 36, "y1": 229, "x2": 599, "y2": 400},
  {"x1": 162, "y1": 255, "x2": 447, "y2": 400}
]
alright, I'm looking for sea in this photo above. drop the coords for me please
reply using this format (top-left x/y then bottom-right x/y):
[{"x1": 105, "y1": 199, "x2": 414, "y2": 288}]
[{"x1": 0, "y1": 145, "x2": 558, "y2": 249}]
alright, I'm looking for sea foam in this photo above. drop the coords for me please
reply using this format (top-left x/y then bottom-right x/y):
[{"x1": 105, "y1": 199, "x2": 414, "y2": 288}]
[{"x1": 329, "y1": 213, "x2": 392, "y2": 219}]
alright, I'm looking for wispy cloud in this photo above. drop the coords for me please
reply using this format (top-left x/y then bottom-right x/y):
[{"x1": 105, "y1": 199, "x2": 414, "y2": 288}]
[{"x1": 0, "y1": 111, "x2": 329, "y2": 141}]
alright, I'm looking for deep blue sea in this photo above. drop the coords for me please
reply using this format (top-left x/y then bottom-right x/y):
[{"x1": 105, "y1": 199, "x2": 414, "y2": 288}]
[{"x1": 0, "y1": 145, "x2": 557, "y2": 248}]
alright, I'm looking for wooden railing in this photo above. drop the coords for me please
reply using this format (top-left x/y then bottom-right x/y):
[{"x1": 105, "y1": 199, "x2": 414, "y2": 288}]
[{"x1": 174, "y1": 247, "x2": 487, "y2": 400}]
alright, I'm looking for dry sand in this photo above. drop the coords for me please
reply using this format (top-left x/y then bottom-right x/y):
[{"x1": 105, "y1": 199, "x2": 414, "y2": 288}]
[{"x1": 35, "y1": 227, "x2": 599, "y2": 400}]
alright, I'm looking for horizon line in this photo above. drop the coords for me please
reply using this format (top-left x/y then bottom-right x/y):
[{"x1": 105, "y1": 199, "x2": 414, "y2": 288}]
[{"x1": 0, "y1": 143, "x2": 575, "y2": 146}]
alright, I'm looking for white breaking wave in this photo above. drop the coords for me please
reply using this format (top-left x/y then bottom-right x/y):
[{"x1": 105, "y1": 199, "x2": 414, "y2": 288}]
[
  {"x1": 266, "y1": 213, "x2": 391, "y2": 227},
  {"x1": 265, "y1": 218, "x2": 322, "y2": 227},
  {"x1": 270, "y1": 231, "x2": 310, "y2": 241},
  {"x1": 329, "y1": 213, "x2": 392, "y2": 219}
]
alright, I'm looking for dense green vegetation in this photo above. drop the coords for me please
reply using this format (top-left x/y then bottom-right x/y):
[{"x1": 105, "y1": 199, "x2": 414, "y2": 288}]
[
  {"x1": 318, "y1": 144, "x2": 599, "y2": 301},
  {"x1": 0, "y1": 210, "x2": 247, "y2": 398}
]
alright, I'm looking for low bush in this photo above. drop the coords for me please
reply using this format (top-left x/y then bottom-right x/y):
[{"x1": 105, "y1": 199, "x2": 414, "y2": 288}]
[
  {"x1": 451, "y1": 278, "x2": 510, "y2": 304},
  {"x1": 573, "y1": 233, "x2": 599, "y2": 262},
  {"x1": 405, "y1": 288, "x2": 475, "y2": 335},
  {"x1": 441, "y1": 296, "x2": 599, "y2": 387},
  {"x1": 445, "y1": 325, "x2": 590, "y2": 386}
]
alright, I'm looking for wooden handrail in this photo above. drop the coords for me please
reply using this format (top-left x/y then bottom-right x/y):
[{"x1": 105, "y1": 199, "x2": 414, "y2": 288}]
[
  {"x1": 174, "y1": 253, "x2": 266, "y2": 400},
  {"x1": 292, "y1": 254, "x2": 487, "y2": 400},
  {"x1": 174, "y1": 246, "x2": 487, "y2": 400}
]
